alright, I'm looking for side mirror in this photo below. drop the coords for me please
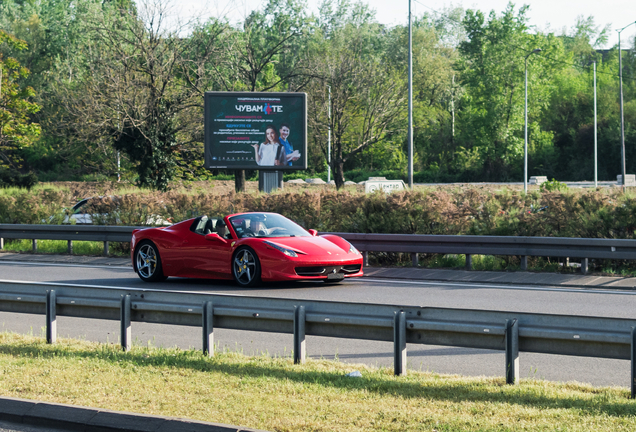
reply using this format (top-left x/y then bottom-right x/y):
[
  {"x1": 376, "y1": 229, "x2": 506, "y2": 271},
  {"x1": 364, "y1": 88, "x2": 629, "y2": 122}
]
[
  {"x1": 308, "y1": 229, "x2": 318, "y2": 236},
  {"x1": 205, "y1": 233, "x2": 227, "y2": 243}
]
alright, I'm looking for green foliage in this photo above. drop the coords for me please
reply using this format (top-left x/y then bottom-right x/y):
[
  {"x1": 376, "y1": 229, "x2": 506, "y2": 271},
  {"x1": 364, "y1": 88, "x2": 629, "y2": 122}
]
[
  {"x1": 540, "y1": 178, "x2": 568, "y2": 192},
  {"x1": 457, "y1": 5, "x2": 566, "y2": 180},
  {"x1": 0, "y1": 167, "x2": 38, "y2": 189},
  {"x1": 0, "y1": 30, "x2": 40, "y2": 169},
  {"x1": 0, "y1": 0, "x2": 634, "y2": 185}
]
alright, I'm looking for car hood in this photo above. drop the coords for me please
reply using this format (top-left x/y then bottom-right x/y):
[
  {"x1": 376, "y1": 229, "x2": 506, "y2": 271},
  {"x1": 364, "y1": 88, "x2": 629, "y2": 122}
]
[{"x1": 263, "y1": 236, "x2": 349, "y2": 256}]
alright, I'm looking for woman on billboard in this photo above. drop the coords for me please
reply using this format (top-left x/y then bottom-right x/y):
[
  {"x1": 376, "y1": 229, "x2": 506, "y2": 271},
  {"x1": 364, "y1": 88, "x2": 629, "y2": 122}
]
[{"x1": 252, "y1": 125, "x2": 286, "y2": 166}]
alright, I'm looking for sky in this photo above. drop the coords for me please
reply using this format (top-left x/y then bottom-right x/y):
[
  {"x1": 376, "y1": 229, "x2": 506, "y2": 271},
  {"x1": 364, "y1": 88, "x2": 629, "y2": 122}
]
[{"x1": 178, "y1": 0, "x2": 636, "y2": 49}]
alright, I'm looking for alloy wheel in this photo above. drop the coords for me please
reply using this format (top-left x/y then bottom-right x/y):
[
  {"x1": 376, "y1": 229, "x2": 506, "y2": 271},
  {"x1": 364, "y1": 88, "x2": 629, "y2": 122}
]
[
  {"x1": 137, "y1": 244, "x2": 158, "y2": 279},
  {"x1": 234, "y1": 248, "x2": 257, "y2": 285}
]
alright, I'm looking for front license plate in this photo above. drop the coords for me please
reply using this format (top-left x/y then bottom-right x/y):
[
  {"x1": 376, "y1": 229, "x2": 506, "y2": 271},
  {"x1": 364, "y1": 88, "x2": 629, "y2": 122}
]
[{"x1": 327, "y1": 272, "x2": 344, "y2": 280}]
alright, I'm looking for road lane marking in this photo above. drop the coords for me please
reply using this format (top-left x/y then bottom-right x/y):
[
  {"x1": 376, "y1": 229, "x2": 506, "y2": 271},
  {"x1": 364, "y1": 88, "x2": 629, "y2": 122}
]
[{"x1": 355, "y1": 278, "x2": 636, "y2": 296}]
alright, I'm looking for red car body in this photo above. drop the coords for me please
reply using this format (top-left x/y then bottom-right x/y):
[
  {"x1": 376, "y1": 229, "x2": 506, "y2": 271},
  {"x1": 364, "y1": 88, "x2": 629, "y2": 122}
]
[{"x1": 131, "y1": 212, "x2": 363, "y2": 285}]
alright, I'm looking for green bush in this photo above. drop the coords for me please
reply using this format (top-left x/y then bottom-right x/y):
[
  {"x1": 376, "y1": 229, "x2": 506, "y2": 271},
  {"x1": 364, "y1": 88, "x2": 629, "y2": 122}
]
[
  {"x1": 0, "y1": 168, "x2": 38, "y2": 190},
  {"x1": 540, "y1": 179, "x2": 568, "y2": 192}
]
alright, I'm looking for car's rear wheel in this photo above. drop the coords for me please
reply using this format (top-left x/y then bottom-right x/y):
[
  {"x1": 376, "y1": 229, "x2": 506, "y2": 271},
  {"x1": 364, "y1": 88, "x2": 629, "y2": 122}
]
[
  {"x1": 233, "y1": 246, "x2": 261, "y2": 287},
  {"x1": 135, "y1": 240, "x2": 167, "y2": 282}
]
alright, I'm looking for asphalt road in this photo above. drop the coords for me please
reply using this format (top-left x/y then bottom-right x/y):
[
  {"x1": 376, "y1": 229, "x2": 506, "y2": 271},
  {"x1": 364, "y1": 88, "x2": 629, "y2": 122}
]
[{"x1": 0, "y1": 260, "x2": 634, "y2": 388}]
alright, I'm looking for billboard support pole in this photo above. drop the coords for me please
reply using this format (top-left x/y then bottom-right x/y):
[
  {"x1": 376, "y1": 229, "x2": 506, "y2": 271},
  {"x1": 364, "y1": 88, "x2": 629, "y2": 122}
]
[
  {"x1": 259, "y1": 171, "x2": 283, "y2": 193},
  {"x1": 235, "y1": 170, "x2": 245, "y2": 193}
]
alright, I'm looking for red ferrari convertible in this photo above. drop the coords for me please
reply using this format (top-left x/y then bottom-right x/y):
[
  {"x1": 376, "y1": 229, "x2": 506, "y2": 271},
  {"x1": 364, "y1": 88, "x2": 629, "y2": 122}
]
[{"x1": 131, "y1": 212, "x2": 363, "y2": 287}]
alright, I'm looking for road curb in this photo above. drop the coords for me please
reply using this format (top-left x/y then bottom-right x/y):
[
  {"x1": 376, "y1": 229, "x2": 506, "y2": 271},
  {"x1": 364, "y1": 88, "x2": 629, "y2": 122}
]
[{"x1": 0, "y1": 396, "x2": 268, "y2": 432}]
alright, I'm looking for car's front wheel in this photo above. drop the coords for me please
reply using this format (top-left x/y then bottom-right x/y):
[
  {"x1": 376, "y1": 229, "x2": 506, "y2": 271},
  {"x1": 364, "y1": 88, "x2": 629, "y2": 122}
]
[
  {"x1": 232, "y1": 246, "x2": 261, "y2": 287},
  {"x1": 135, "y1": 240, "x2": 167, "y2": 282}
]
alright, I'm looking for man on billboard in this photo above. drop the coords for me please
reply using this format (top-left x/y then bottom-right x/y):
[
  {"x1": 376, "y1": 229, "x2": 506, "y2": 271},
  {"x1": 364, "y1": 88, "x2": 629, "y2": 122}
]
[
  {"x1": 252, "y1": 125, "x2": 286, "y2": 166},
  {"x1": 278, "y1": 123, "x2": 301, "y2": 166}
]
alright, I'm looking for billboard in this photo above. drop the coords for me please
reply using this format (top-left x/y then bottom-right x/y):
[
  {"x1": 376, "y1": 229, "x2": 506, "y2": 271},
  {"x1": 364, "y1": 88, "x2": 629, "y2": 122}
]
[{"x1": 204, "y1": 91, "x2": 307, "y2": 170}]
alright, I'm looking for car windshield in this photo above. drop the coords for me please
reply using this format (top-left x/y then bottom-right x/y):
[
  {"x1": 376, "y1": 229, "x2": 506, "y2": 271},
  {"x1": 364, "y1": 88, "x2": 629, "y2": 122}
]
[{"x1": 229, "y1": 213, "x2": 310, "y2": 239}]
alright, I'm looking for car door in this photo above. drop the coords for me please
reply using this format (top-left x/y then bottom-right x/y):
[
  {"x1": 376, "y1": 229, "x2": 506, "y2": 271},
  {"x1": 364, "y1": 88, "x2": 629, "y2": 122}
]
[{"x1": 178, "y1": 217, "x2": 233, "y2": 278}]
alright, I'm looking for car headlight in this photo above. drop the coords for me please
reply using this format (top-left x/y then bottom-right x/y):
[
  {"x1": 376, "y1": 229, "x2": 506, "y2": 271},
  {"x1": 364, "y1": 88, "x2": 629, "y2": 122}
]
[
  {"x1": 264, "y1": 241, "x2": 298, "y2": 257},
  {"x1": 347, "y1": 241, "x2": 359, "y2": 254}
]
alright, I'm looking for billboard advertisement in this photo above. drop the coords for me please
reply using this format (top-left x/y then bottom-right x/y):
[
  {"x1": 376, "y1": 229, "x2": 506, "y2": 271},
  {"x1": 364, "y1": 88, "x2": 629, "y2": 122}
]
[{"x1": 204, "y1": 91, "x2": 307, "y2": 170}]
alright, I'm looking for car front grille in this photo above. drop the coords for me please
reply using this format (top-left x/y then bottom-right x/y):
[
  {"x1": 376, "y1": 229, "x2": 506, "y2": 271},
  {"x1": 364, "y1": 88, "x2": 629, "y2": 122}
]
[{"x1": 295, "y1": 264, "x2": 361, "y2": 276}]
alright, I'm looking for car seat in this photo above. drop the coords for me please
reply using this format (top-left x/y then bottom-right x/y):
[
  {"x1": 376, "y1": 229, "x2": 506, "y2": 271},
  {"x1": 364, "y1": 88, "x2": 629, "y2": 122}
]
[{"x1": 204, "y1": 218, "x2": 214, "y2": 235}]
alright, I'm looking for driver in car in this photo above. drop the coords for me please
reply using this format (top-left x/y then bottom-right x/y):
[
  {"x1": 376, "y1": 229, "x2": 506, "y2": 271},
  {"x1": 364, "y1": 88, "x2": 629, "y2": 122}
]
[{"x1": 244, "y1": 216, "x2": 283, "y2": 237}]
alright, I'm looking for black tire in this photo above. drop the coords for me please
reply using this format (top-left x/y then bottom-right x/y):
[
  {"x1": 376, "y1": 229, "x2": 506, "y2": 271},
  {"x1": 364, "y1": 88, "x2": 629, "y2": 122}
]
[
  {"x1": 232, "y1": 246, "x2": 261, "y2": 287},
  {"x1": 135, "y1": 240, "x2": 168, "y2": 282}
]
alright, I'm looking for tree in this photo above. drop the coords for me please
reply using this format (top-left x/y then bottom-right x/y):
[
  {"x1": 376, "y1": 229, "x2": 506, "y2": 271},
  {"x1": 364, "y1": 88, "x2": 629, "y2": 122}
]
[
  {"x1": 457, "y1": 4, "x2": 564, "y2": 180},
  {"x1": 0, "y1": 30, "x2": 40, "y2": 170},
  {"x1": 52, "y1": 0, "x2": 226, "y2": 190},
  {"x1": 381, "y1": 12, "x2": 464, "y2": 177},
  {"x1": 307, "y1": 1, "x2": 406, "y2": 189},
  {"x1": 217, "y1": 0, "x2": 314, "y2": 191}
]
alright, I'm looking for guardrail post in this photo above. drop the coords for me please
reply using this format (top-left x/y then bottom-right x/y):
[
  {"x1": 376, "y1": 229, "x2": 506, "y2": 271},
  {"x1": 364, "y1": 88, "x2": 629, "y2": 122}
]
[
  {"x1": 0, "y1": 237, "x2": 3, "y2": 250},
  {"x1": 104, "y1": 241, "x2": 109, "y2": 256},
  {"x1": 46, "y1": 290, "x2": 56, "y2": 344},
  {"x1": 581, "y1": 258, "x2": 588, "y2": 275},
  {"x1": 363, "y1": 251, "x2": 369, "y2": 267},
  {"x1": 120, "y1": 295, "x2": 131, "y2": 352},
  {"x1": 465, "y1": 254, "x2": 472, "y2": 270},
  {"x1": 293, "y1": 305, "x2": 306, "y2": 364},
  {"x1": 411, "y1": 253, "x2": 418, "y2": 267},
  {"x1": 505, "y1": 319, "x2": 519, "y2": 385},
  {"x1": 202, "y1": 301, "x2": 214, "y2": 357},
  {"x1": 394, "y1": 310, "x2": 407, "y2": 376},
  {"x1": 631, "y1": 327, "x2": 636, "y2": 398},
  {"x1": 67, "y1": 240, "x2": 73, "y2": 255},
  {"x1": 520, "y1": 256, "x2": 528, "y2": 271},
  {"x1": 32, "y1": 239, "x2": 37, "y2": 252}
]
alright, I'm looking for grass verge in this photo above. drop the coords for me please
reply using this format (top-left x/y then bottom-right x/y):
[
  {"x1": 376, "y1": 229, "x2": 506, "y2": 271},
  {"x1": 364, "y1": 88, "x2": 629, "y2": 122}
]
[
  {"x1": 2, "y1": 239, "x2": 128, "y2": 257},
  {"x1": 0, "y1": 332, "x2": 635, "y2": 431}
]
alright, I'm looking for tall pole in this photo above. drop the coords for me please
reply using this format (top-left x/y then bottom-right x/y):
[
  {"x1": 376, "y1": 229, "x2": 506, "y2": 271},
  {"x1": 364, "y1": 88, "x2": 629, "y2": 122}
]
[
  {"x1": 524, "y1": 48, "x2": 541, "y2": 194},
  {"x1": 407, "y1": 0, "x2": 413, "y2": 188},
  {"x1": 619, "y1": 28, "x2": 626, "y2": 186},
  {"x1": 524, "y1": 57, "x2": 528, "y2": 194},
  {"x1": 327, "y1": 85, "x2": 332, "y2": 184},
  {"x1": 594, "y1": 60, "x2": 598, "y2": 188},
  {"x1": 617, "y1": 21, "x2": 635, "y2": 187}
]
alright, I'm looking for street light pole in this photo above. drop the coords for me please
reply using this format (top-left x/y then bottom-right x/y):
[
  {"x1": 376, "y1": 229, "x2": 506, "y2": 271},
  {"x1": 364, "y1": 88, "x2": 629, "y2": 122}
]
[
  {"x1": 407, "y1": 0, "x2": 413, "y2": 188},
  {"x1": 524, "y1": 48, "x2": 542, "y2": 194},
  {"x1": 327, "y1": 85, "x2": 331, "y2": 184},
  {"x1": 618, "y1": 21, "x2": 636, "y2": 187},
  {"x1": 594, "y1": 60, "x2": 598, "y2": 188}
]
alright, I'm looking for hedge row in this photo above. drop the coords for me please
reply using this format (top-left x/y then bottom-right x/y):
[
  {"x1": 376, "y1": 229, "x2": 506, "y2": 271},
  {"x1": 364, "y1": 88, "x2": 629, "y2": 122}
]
[{"x1": 2, "y1": 186, "x2": 636, "y2": 240}]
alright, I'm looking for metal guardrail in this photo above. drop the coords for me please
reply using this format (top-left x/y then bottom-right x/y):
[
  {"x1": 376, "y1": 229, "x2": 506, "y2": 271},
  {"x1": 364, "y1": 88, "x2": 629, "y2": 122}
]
[
  {"x1": 1, "y1": 280, "x2": 635, "y2": 395},
  {"x1": 1, "y1": 224, "x2": 635, "y2": 273},
  {"x1": 0, "y1": 224, "x2": 142, "y2": 255},
  {"x1": 331, "y1": 232, "x2": 636, "y2": 274}
]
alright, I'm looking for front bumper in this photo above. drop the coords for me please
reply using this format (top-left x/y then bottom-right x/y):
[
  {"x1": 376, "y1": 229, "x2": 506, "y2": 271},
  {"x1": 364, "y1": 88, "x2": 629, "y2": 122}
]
[{"x1": 260, "y1": 256, "x2": 364, "y2": 281}]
